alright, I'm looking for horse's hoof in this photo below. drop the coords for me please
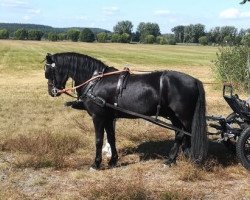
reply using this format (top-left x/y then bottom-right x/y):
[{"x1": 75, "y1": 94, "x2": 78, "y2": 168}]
[
  {"x1": 90, "y1": 162, "x2": 101, "y2": 170},
  {"x1": 183, "y1": 148, "x2": 191, "y2": 158},
  {"x1": 108, "y1": 163, "x2": 117, "y2": 169},
  {"x1": 108, "y1": 159, "x2": 118, "y2": 168},
  {"x1": 162, "y1": 164, "x2": 170, "y2": 169},
  {"x1": 89, "y1": 167, "x2": 97, "y2": 172},
  {"x1": 164, "y1": 159, "x2": 176, "y2": 167},
  {"x1": 64, "y1": 101, "x2": 73, "y2": 107}
]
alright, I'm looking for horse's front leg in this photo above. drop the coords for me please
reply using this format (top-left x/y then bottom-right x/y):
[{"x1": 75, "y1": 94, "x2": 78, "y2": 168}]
[
  {"x1": 91, "y1": 115, "x2": 105, "y2": 169},
  {"x1": 105, "y1": 119, "x2": 118, "y2": 168}
]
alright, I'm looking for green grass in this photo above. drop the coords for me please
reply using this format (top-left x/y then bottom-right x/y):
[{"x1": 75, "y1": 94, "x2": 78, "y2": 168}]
[{"x1": 0, "y1": 40, "x2": 217, "y2": 73}]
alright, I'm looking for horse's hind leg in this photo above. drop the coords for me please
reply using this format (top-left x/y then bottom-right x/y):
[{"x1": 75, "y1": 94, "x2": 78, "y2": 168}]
[
  {"x1": 182, "y1": 135, "x2": 191, "y2": 158},
  {"x1": 105, "y1": 119, "x2": 118, "y2": 168},
  {"x1": 91, "y1": 115, "x2": 105, "y2": 169},
  {"x1": 165, "y1": 118, "x2": 185, "y2": 165}
]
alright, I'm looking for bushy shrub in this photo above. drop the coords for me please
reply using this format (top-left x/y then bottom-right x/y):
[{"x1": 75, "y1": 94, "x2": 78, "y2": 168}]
[
  {"x1": 79, "y1": 28, "x2": 95, "y2": 42},
  {"x1": 28, "y1": 29, "x2": 43, "y2": 41},
  {"x1": 48, "y1": 32, "x2": 58, "y2": 41},
  {"x1": 144, "y1": 34, "x2": 155, "y2": 44},
  {"x1": 214, "y1": 45, "x2": 250, "y2": 91},
  {"x1": 96, "y1": 32, "x2": 108, "y2": 43},
  {"x1": 58, "y1": 33, "x2": 67, "y2": 41},
  {"x1": 67, "y1": 29, "x2": 80, "y2": 42},
  {"x1": 120, "y1": 33, "x2": 131, "y2": 43},
  {"x1": 0, "y1": 29, "x2": 9, "y2": 39},
  {"x1": 111, "y1": 33, "x2": 121, "y2": 43},
  {"x1": 199, "y1": 36, "x2": 208, "y2": 46},
  {"x1": 242, "y1": 33, "x2": 250, "y2": 47},
  {"x1": 156, "y1": 36, "x2": 167, "y2": 45},
  {"x1": 14, "y1": 28, "x2": 28, "y2": 40}
]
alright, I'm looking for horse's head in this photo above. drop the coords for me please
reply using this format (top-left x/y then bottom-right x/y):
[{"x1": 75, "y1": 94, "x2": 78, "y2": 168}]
[{"x1": 44, "y1": 53, "x2": 68, "y2": 97}]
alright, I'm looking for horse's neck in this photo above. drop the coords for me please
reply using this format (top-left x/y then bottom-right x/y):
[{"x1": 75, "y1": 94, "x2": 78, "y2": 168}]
[{"x1": 70, "y1": 64, "x2": 106, "y2": 85}]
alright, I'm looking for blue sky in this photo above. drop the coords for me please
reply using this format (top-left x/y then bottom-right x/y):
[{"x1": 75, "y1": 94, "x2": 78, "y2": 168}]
[{"x1": 0, "y1": 0, "x2": 250, "y2": 33}]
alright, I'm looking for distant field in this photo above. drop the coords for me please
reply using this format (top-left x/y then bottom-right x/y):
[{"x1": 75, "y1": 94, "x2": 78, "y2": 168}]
[
  {"x1": 0, "y1": 40, "x2": 249, "y2": 199},
  {"x1": 0, "y1": 40, "x2": 216, "y2": 71}
]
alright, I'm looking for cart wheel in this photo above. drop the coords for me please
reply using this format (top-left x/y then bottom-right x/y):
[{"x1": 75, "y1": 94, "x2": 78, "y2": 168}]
[{"x1": 236, "y1": 127, "x2": 250, "y2": 170}]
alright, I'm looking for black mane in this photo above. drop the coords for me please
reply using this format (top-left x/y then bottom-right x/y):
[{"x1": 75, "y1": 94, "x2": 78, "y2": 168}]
[{"x1": 52, "y1": 52, "x2": 109, "y2": 80}]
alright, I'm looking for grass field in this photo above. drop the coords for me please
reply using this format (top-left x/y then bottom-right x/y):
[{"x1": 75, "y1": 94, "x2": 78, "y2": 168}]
[{"x1": 0, "y1": 40, "x2": 249, "y2": 199}]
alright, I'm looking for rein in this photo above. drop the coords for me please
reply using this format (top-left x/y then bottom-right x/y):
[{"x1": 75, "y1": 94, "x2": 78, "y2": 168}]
[
  {"x1": 59, "y1": 67, "x2": 237, "y2": 96},
  {"x1": 58, "y1": 68, "x2": 131, "y2": 95}
]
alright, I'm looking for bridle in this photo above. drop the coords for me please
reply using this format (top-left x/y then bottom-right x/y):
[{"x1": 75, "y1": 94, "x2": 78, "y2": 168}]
[{"x1": 44, "y1": 62, "x2": 62, "y2": 97}]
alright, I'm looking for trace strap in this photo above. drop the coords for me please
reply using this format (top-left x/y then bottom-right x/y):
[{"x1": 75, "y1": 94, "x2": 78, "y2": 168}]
[{"x1": 85, "y1": 93, "x2": 192, "y2": 137}]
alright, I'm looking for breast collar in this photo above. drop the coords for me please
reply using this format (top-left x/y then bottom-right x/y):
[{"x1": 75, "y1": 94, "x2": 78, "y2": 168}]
[{"x1": 80, "y1": 68, "x2": 107, "y2": 99}]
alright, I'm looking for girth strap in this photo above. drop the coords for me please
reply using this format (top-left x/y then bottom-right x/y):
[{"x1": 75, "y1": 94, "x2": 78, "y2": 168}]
[
  {"x1": 114, "y1": 68, "x2": 130, "y2": 106},
  {"x1": 155, "y1": 72, "x2": 165, "y2": 120}
]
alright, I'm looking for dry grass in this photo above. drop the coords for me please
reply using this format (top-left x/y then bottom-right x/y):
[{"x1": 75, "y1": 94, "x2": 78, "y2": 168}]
[
  {"x1": 1, "y1": 131, "x2": 85, "y2": 169},
  {"x1": 0, "y1": 41, "x2": 249, "y2": 199}
]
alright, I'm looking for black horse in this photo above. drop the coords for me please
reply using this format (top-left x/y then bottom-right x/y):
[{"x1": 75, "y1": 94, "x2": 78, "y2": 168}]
[{"x1": 44, "y1": 52, "x2": 208, "y2": 169}]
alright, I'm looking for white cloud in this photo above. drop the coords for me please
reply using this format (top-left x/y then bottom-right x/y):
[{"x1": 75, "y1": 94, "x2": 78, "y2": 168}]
[
  {"x1": 22, "y1": 15, "x2": 31, "y2": 21},
  {"x1": 28, "y1": 9, "x2": 40, "y2": 14},
  {"x1": 1, "y1": 0, "x2": 29, "y2": 9},
  {"x1": 219, "y1": 8, "x2": 250, "y2": 19},
  {"x1": 102, "y1": 6, "x2": 119, "y2": 16},
  {"x1": 154, "y1": 10, "x2": 170, "y2": 16},
  {"x1": 1, "y1": 0, "x2": 40, "y2": 15}
]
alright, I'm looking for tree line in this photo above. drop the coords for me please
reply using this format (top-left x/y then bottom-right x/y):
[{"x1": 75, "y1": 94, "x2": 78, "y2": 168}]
[{"x1": 0, "y1": 21, "x2": 250, "y2": 46}]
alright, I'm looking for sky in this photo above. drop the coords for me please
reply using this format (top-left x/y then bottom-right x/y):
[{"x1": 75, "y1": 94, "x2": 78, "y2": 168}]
[{"x1": 0, "y1": 0, "x2": 250, "y2": 33}]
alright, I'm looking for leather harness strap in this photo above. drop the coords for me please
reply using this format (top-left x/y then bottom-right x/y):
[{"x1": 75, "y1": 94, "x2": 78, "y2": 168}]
[
  {"x1": 155, "y1": 72, "x2": 165, "y2": 120},
  {"x1": 114, "y1": 68, "x2": 130, "y2": 106}
]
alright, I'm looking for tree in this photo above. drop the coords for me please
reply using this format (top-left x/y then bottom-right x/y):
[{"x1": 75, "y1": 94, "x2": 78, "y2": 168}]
[
  {"x1": 111, "y1": 33, "x2": 121, "y2": 43},
  {"x1": 165, "y1": 34, "x2": 176, "y2": 45},
  {"x1": 96, "y1": 32, "x2": 108, "y2": 43},
  {"x1": 208, "y1": 27, "x2": 221, "y2": 44},
  {"x1": 113, "y1": 20, "x2": 133, "y2": 35},
  {"x1": 0, "y1": 29, "x2": 9, "y2": 39},
  {"x1": 171, "y1": 25, "x2": 185, "y2": 43},
  {"x1": 67, "y1": 29, "x2": 80, "y2": 42},
  {"x1": 58, "y1": 33, "x2": 67, "y2": 41},
  {"x1": 131, "y1": 31, "x2": 140, "y2": 42},
  {"x1": 120, "y1": 33, "x2": 130, "y2": 43},
  {"x1": 242, "y1": 33, "x2": 250, "y2": 47},
  {"x1": 137, "y1": 22, "x2": 160, "y2": 42},
  {"x1": 156, "y1": 36, "x2": 167, "y2": 45},
  {"x1": 235, "y1": 29, "x2": 246, "y2": 45},
  {"x1": 14, "y1": 28, "x2": 28, "y2": 40},
  {"x1": 79, "y1": 28, "x2": 95, "y2": 42},
  {"x1": 48, "y1": 32, "x2": 58, "y2": 41},
  {"x1": 183, "y1": 24, "x2": 205, "y2": 43},
  {"x1": 184, "y1": 25, "x2": 193, "y2": 43},
  {"x1": 144, "y1": 35, "x2": 155, "y2": 44},
  {"x1": 199, "y1": 36, "x2": 208, "y2": 45},
  {"x1": 193, "y1": 24, "x2": 205, "y2": 43},
  {"x1": 28, "y1": 29, "x2": 43, "y2": 40},
  {"x1": 220, "y1": 26, "x2": 237, "y2": 44}
]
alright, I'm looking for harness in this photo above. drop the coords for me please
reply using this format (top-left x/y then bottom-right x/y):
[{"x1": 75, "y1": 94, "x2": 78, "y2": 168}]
[
  {"x1": 114, "y1": 68, "x2": 130, "y2": 106},
  {"x1": 45, "y1": 63, "x2": 191, "y2": 137},
  {"x1": 81, "y1": 69, "x2": 166, "y2": 122}
]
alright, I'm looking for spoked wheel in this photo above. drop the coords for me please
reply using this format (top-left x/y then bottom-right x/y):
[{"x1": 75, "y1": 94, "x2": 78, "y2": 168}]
[{"x1": 236, "y1": 127, "x2": 250, "y2": 170}]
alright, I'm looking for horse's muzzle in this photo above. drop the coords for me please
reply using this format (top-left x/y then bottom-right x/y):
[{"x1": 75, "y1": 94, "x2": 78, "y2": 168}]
[{"x1": 48, "y1": 81, "x2": 61, "y2": 97}]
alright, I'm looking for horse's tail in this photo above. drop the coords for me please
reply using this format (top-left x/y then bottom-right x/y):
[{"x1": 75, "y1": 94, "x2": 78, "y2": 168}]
[{"x1": 190, "y1": 80, "x2": 208, "y2": 164}]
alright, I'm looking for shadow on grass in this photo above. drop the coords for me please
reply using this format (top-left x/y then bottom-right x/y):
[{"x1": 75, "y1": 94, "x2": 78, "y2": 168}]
[{"x1": 119, "y1": 139, "x2": 238, "y2": 167}]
